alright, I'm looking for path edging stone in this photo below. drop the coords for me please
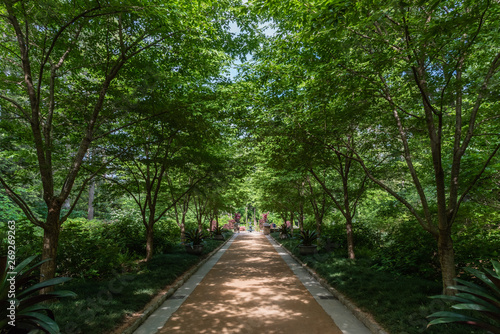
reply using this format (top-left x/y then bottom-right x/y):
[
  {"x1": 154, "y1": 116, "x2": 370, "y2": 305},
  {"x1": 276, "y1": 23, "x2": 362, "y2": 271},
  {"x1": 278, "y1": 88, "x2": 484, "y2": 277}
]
[
  {"x1": 120, "y1": 235, "x2": 234, "y2": 334},
  {"x1": 270, "y1": 235, "x2": 389, "y2": 334}
]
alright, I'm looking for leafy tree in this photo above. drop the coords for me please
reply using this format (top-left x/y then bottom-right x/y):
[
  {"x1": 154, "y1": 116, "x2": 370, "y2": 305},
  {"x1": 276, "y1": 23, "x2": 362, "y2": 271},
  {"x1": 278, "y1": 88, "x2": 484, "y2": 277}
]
[
  {"x1": 0, "y1": 0, "x2": 236, "y2": 281},
  {"x1": 105, "y1": 80, "x2": 228, "y2": 260},
  {"x1": 251, "y1": 0, "x2": 500, "y2": 293}
]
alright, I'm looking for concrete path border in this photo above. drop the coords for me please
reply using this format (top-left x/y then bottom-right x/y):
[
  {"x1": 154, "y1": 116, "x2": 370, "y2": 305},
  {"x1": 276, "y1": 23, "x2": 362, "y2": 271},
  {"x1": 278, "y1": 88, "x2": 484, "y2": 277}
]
[
  {"x1": 151, "y1": 232, "x2": 345, "y2": 334},
  {"x1": 266, "y1": 235, "x2": 372, "y2": 334},
  {"x1": 267, "y1": 235, "x2": 389, "y2": 334},
  {"x1": 120, "y1": 233, "x2": 237, "y2": 334}
]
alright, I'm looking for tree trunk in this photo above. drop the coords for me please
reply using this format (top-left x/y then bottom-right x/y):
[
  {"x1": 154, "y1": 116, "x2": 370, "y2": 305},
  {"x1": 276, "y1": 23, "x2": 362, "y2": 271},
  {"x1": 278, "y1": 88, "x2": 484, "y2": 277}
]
[
  {"x1": 87, "y1": 180, "x2": 95, "y2": 220},
  {"x1": 41, "y1": 208, "x2": 61, "y2": 291},
  {"x1": 438, "y1": 230, "x2": 456, "y2": 295},
  {"x1": 346, "y1": 216, "x2": 355, "y2": 260},
  {"x1": 298, "y1": 205, "x2": 304, "y2": 232},
  {"x1": 145, "y1": 225, "x2": 154, "y2": 262},
  {"x1": 180, "y1": 222, "x2": 186, "y2": 243},
  {"x1": 315, "y1": 216, "x2": 322, "y2": 240}
]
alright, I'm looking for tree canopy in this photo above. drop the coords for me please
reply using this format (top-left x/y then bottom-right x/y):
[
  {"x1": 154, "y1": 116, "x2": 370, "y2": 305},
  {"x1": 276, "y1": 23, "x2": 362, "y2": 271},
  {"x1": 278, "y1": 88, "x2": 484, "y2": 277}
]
[{"x1": 1, "y1": 0, "x2": 499, "y2": 298}]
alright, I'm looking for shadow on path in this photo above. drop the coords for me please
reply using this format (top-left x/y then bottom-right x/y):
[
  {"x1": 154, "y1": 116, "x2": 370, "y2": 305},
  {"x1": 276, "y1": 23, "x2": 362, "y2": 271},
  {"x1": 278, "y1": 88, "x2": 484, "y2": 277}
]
[{"x1": 159, "y1": 233, "x2": 342, "y2": 334}]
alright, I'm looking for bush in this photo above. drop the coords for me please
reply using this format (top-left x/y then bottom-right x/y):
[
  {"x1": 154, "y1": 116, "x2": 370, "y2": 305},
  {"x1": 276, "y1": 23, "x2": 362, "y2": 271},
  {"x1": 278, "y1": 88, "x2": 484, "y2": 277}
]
[
  {"x1": 152, "y1": 220, "x2": 180, "y2": 254},
  {"x1": 320, "y1": 221, "x2": 382, "y2": 257},
  {"x1": 453, "y1": 221, "x2": 500, "y2": 268},
  {"x1": 372, "y1": 220, "x2": 440, "y2": 279},
  {"x1": 0, "y1": 219, "x2": 42, "y2": 260},
  {"x1": 0, "y1": 192, "x2": 24, "y2": 223},
  {"x1": 107, "y1": 210, "x2": 181, "y2": 256},
  {"x1": 57, "y1": 218, "x2": 124, "y2": 278},
  {"x1": 107, "y1": 209, "x2": 146, "y2": 256},
  {"x1": 57, "y1": 216, "x2": 182, "y2": 278}
]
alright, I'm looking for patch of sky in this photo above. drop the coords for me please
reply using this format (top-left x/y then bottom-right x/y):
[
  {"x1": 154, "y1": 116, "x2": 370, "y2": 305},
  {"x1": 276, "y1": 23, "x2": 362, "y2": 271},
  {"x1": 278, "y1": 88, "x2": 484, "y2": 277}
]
[{"x1": 227, "y1": 20, "x2": 276, "y2": 80}]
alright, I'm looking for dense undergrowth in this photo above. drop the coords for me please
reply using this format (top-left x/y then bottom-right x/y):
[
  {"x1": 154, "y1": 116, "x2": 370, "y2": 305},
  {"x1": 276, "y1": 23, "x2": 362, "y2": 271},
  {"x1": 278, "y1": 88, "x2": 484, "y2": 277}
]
[
  {"x1": 0, "y1": 216, "x2": 229, "y2": 333},
  {"x1": 1, "y1": 212, "x2": 498, "y2": 333},
  {"x1": 272, "y1": 226, "x2": 498, "y2": 334},
  {"x1": 52, "y1": 239, "x2": 226, "y2": 334}
]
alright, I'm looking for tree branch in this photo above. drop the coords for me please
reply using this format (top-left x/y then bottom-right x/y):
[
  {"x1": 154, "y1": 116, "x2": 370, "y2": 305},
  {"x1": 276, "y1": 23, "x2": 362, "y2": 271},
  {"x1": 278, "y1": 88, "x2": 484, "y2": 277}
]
[
  {"x1": 451, "y1": 142, "x2": 500, "y2": 224},
  {"x1": 0, "y1": 94, "x2": 29, "y2": 119},
  {"x1": 0, "y1": 175, "x2": 42, "y2": 227},
  {"x1": 309, "y1": 168, "x2": 346, "y2": 218},
  {"x1": 155, "y1": 174, "x2": 208, "y2": 223}
]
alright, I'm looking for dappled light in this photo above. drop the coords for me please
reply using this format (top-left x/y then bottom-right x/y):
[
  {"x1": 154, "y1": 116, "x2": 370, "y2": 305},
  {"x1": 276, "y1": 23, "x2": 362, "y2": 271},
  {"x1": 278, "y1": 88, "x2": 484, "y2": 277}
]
[{"x1": 158, "y1": 234, "x2": 341, "y2": 334}]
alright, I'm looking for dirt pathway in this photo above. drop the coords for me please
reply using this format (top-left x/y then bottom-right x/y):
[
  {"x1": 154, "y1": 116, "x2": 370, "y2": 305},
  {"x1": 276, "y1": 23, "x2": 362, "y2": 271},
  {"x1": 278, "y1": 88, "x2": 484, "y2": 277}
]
[{"x1": 158, "y1": 233, "x2": 343, "y2": 334}]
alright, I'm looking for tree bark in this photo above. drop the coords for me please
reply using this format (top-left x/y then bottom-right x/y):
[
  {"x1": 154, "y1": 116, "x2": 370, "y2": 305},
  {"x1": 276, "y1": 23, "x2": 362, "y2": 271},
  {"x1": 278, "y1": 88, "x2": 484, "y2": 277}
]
[
  {"x1": 438, "y1": 228, "x2": 456, "y2": 294},
  {"x1": 180, "y1": 223, "x2": 186, "y2": 243},
  {"x1": 87, "y1": 180, "x2": 95, "y2": 220},
  {"x1": 346, "y1": 216, "x2": 355, "y2": 260},
  {"x1": 315, "y1": 216, "x2": 322, "y2": 240},
  {"x1": 145, "y1": 225, "x2": 154, "y2": 262},
  {"x1": 298, "y1": 204, "x2": 304, "y2": 232},
  {"x1": 41, "y1": 207, "x2": 61, "y2": 291}
]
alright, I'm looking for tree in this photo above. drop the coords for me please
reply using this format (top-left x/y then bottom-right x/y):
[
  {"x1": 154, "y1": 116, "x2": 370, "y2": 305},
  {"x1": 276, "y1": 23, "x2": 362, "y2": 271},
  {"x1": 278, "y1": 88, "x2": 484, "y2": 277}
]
[
  {"x1": 251, "y1": 161, "x2": 310, "y2": 232},
  {"x1": 236, "y1": 29, "x2": 367, "y2": 257},
  {"x1": 251, "y1": 0, "x2": 500, "y2": 293},
  {"x1": 106, "y1": 77, "x2": 229, "y2": 260},
  {"x1": 0, "y1": 0, "x2": 235, "y2": 281},
  {"x1": 309, "y1": 135, "x2": 368, "y2": 260}
]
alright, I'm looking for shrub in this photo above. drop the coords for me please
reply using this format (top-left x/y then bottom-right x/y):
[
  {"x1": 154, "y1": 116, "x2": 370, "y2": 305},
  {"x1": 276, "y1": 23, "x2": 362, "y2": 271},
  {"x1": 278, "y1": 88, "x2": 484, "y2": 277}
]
[
  {"x1": 373, "y1": 220, "x2": 440, "y2": 279},
  {"x1": 151, "y1": 220, "x2": 180, "y2": 254},
  {"x1": 212, "y1": 226, "x2": 224, "y2": 235},
  {"x1": 57, "y1": 219, "x2": 123, "y2": 278},
  {"x1": 320, "y1": 221, "x2": 382, "y2": 256},
  {"x1": 184, "y1": 229, "x2": 205, "y2": 246},
  {"x1": 279, "y1": 224, "x2": 290, "y2": 239},
  {"x1": 299, "y1": 230, "x2": 317, "y2": 246},
  {"x1": 0, "y1": 220, "x2": 42, "y2": 261},
  {"x1": 107, "y1": 210, "x2": 146, "y2": 256},
  {"x1": 0, "y1": 192, "x2": 24, "y2": 223},
  {"x1": 453, "y1": 221, "x2": 500, "y2": 268}
]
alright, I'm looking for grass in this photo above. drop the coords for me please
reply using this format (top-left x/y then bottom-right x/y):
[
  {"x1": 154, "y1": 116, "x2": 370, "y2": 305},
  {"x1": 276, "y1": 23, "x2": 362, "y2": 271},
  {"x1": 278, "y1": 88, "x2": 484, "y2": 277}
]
[
  {"x1": 271, "y1": 233, "x2": 488, "y2": 334},
  {"x1": 51, "y1": 237, "x2": 228, "y2": 334}
]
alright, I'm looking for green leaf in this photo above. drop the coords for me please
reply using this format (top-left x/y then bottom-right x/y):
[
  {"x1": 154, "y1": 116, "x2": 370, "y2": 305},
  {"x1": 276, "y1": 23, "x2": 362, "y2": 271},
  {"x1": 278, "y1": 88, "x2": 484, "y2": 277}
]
[
  {"x1": 464, "y1": 267, "x2": 500, "y2": 295},
  {"x1": 19, "y1": 290, "x2": 77, "y2": 310},
  {"x1": 452, "y1": 302, "x2": 500, "y2": 314},
  {"x1": 17, "y1": 277, "x2": 72, "y2": 299},
  {"x1": 428, "y1": 310, "x2": 475, "y2": 319},
  {"x1": 451, "y1": 279, "x2": 498, "y2": 302},
  {"x1": 18, "y1": 312, "x2": 60, "y2": 334}
]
